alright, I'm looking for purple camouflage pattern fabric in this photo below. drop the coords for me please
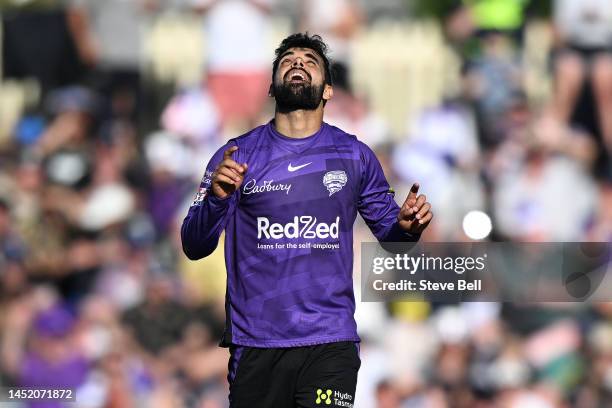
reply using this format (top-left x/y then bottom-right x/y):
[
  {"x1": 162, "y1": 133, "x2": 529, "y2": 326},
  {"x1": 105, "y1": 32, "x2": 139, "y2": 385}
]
[{"x1": 181, "y1": 121, "x2": 419, "y2": 348}]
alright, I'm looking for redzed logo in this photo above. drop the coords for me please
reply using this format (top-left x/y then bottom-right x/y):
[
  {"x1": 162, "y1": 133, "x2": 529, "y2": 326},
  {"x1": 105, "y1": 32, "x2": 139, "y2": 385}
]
[{"x1": 257, "y1": 216, "x2": 340, "y2": 239}]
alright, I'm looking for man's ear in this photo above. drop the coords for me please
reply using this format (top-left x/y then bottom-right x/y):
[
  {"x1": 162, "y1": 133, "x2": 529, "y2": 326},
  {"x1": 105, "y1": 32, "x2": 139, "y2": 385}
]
[
  {"x1": 323, "y1": 84, "x2": 333, "y2": 101},
  {"x1": 268, "y1": 84, "x2": 274, "y2": 97}
]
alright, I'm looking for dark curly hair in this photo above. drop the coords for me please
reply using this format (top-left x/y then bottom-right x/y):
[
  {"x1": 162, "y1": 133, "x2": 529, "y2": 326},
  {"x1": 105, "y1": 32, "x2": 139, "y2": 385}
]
[{"x1": 272, "y1": 33, "x2": 333, "y2": 86}]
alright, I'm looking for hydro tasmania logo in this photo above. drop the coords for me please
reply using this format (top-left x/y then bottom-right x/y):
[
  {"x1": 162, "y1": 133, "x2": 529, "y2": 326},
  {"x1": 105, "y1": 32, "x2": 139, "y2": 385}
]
[
  {"x1": 315, "y1": 388, "x2": 354, "y2": 407},
  {"x1": 323, "y1": 171, "x2": 347, "y2": 196},
  {"x1": 315, "y1": 389, "x2": 332, "y2": 405}
]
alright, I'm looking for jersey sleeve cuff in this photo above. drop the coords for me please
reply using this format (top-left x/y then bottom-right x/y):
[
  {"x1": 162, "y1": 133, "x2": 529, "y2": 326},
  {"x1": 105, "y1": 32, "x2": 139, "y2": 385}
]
[
  {"x1": 386, "y1": 222, "x2": 421, "y2": 242},
  {"x1": 207, "y1": 192, "x2": 233, "y2": 208}
]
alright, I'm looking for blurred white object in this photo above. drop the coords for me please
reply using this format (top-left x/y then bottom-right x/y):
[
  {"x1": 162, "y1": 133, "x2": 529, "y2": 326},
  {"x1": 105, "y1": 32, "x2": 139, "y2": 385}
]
[
  {"x1": 145, "y1": 130, "x2": 219, "y2": 182},
  {"x1": 161, "y1": 87, "x2": 220, "y2": 142},
  {"x1": 433, "y1": 306, "x2": 469, "y2": 344},
  {"x1": 75, "y1": 371, "x2": 109, "y2": 408},
  {"x1": 354, "y1": 345, "x2": 390, "y2": 408},
  {"x1": 510, "y1": 394, "x2": 555, "y2": 408},
  {"x1": 145, "y1": 131, "x2": 194, "y2": 177},
  {"x1": 489, "y1": 355, "x2": 530, "y2": 388},
  {"x1": 354, "y1": 294, "x2": 388, "y2": 343},
  {"x1": 461, "y1": 302, "x2": 500, "y2": 331},
  {"x1": 493, "y1": 156, "x2": 597, "y2": 240},
  {"x1": 462, "y1": 210, "x2": 493, "y2": 240},
  {"x1": 194, "y1": 0, "x2": 275, "y2": 72},
  {"x1": 555, "y1": 0, "x2": 612, "y2": 48},
  {"x1": 73, "y1": 0, "x2": 147, "y2": 69},
  {"x1": 384, "y1": 320, "x2": 438, "y2": 387},
  {"x1": 393, "y1": 105, "x2": 485, "y2": 238},
  {"x1": 46, "y1": 151, "x2": 88, "y2": 186},
  {"x1": 300, "y1": 0, "x2": 361, "y2": 62},
  {"x1": 80, "y1": 183, "x2": 135, "y2": 231},
  {"x1": 96, "y1": 267, "x2": 144, "y2": 310},
  {"x1": 81, "y1": 325, "x2": 113, "y2": 360}
]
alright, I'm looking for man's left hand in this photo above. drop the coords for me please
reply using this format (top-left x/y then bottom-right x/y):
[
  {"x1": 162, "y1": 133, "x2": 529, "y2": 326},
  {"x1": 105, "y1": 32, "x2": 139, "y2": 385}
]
[{"x1": 398, "y1": 183, "x2": 433, "y2": 234}]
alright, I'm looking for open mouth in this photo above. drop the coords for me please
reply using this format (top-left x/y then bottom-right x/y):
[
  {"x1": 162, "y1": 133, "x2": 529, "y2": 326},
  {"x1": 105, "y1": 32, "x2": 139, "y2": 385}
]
[{"x1": 285, "y1": 69, "x2": 310, "y2": 84}]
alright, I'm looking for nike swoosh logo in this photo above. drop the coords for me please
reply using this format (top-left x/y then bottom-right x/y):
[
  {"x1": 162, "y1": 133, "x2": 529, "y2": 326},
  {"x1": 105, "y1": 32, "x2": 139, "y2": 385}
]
[{"x1": 288, "y1": 162, "x2": 312, "y2": 172}]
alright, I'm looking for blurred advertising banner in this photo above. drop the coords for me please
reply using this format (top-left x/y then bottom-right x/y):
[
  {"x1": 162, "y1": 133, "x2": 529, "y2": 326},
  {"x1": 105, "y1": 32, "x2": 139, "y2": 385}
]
[{"x1": 361, "y1": 242, "x2": 612, "y2": 302}]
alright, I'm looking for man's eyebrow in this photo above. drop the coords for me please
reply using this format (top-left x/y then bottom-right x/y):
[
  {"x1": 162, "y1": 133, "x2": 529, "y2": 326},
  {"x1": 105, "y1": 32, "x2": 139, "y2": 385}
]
[
  {"x1": 278, "y1": 50, "x2": 321, "y2": 64},
  {"x1": 304, "y1": 53, "x2": 320, "y2": 64}
]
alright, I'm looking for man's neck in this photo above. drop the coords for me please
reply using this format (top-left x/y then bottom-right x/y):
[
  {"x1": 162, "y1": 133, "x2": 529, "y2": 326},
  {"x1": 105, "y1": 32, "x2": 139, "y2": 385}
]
[{"x1": 273, "y1": 106, "x2": 324, "y2": 138}]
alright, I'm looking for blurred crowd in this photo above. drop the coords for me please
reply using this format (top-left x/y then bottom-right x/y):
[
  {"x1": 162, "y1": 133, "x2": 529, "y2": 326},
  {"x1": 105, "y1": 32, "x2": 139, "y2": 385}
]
[{"x1": 1, "y1": 0, "x2": 612, "y2": 407}]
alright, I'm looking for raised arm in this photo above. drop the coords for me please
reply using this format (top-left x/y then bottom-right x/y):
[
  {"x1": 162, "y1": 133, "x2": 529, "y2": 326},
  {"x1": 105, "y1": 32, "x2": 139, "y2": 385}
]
[
  {"x1": 181, "y1": 144, "x2": 247, "y2": 260},
  {"x1": 357, "y1": 142, "x2": 432, "y2": 243}
]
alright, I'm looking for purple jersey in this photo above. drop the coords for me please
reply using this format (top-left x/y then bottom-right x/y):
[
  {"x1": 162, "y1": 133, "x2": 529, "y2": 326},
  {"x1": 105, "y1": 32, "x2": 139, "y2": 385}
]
[{"x1": 181, "y1": 121, "x2": 419, "y2": 348}]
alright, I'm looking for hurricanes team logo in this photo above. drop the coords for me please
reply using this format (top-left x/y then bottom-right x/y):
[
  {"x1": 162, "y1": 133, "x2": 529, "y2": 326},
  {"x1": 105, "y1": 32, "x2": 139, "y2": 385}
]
[
  {"x1": 191, "y1": 171, "x2": 213, "y2": 206},
  {"x1": 323, "y1": 171, "x2": 347, "y2": 196},
  {"x1": 191, "y1": 187, "x2": 207, "y2": 206}
]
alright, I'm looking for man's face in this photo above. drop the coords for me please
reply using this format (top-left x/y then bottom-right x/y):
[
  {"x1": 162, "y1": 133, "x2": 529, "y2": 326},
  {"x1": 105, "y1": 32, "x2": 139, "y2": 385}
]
[{"x1": 272, "y1": 47, "x2": 332, "y2": 112}]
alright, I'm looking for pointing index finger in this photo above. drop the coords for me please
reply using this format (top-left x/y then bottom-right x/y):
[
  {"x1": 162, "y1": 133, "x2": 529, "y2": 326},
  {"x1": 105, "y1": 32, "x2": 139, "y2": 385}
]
[
  {"x1": 223, "y1": 146, "x2": 239, "y2": 160},
  {"x1": 404, "y1": 183, "x2": 420, "y2": 205},
  {"x1": 409, "y1": 183, "x2": 420, "y2": 197}
]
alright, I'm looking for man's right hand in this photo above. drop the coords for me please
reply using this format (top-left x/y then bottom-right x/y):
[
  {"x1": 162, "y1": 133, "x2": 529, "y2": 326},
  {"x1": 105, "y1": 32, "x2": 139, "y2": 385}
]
[{"x1": 211, "y1": 146, "x2": 248, "y2": 199}]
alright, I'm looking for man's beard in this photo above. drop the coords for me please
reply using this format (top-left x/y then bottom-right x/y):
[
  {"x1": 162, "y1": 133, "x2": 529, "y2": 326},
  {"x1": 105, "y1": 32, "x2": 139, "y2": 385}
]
[{"x1": 273, "y1": 81, "x2": 324, "y2": 113}]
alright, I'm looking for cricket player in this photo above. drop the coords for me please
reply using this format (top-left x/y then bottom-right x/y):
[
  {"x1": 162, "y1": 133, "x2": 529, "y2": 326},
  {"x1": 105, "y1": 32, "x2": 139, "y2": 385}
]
[{"x1": 181, "y1": 32, "x2": 433, "y2": 408}]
